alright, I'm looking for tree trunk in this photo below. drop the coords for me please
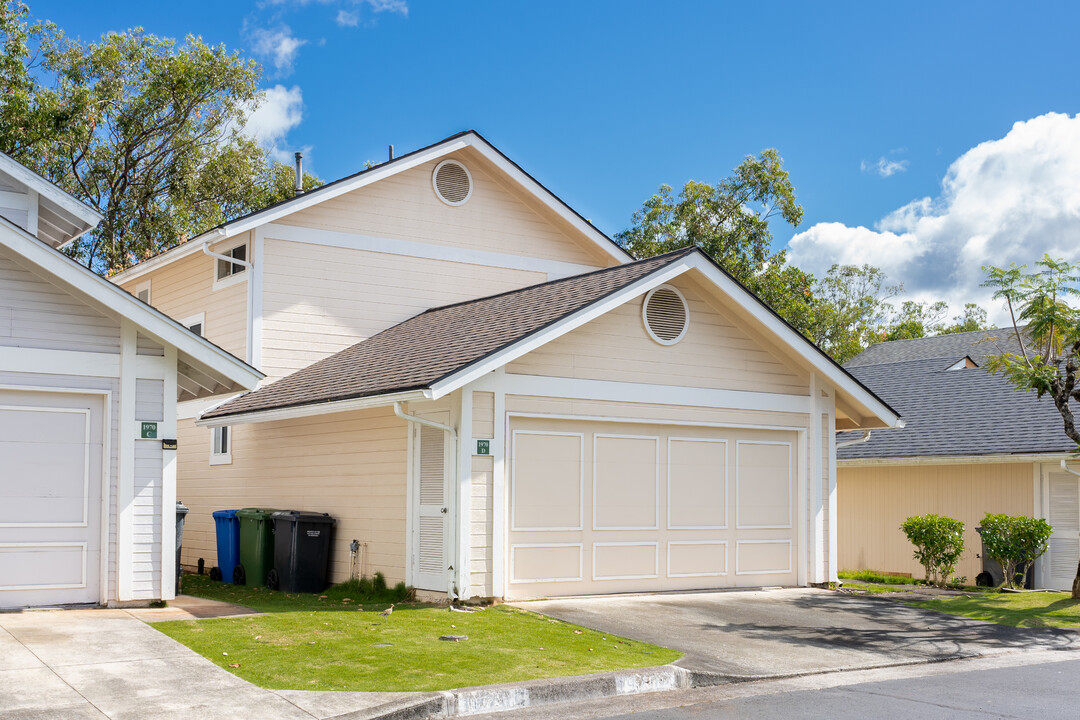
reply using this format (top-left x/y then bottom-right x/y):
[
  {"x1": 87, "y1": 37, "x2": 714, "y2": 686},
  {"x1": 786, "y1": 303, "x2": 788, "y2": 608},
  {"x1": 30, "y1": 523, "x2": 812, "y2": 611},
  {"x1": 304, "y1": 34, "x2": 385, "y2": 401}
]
[{"x1": 1073, "y1": 561, "x2": 1080, "y2": 600}]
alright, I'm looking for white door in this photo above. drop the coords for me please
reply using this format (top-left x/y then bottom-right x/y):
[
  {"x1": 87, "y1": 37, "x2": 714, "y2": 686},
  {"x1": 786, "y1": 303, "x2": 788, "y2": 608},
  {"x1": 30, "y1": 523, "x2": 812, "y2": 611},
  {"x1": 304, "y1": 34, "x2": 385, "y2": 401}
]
[
  {"x1": 412, "y1": 418, "x2": 449, "y2": 592},
  {"x1": 1045, "y1": 469, "x2": 1080, "y2": 591},
  {"x1": 0, "y1": 390, "x2": 104, "y2": 608}
]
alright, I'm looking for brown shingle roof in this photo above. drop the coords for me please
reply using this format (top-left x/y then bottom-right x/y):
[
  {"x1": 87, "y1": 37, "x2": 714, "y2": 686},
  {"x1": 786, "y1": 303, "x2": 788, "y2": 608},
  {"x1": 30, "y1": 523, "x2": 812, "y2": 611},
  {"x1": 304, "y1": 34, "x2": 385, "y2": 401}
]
[{"x1": 202, "y1": 248, "x2": 697, "y2": 420}]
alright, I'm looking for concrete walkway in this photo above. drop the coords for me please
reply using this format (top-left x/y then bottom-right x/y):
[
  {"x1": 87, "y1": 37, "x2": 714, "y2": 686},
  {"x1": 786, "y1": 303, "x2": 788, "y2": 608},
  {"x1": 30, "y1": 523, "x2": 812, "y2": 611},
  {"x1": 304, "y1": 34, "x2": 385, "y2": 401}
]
[{"x1": 0, "y1": 607, "x2": 421, "y2": 720}]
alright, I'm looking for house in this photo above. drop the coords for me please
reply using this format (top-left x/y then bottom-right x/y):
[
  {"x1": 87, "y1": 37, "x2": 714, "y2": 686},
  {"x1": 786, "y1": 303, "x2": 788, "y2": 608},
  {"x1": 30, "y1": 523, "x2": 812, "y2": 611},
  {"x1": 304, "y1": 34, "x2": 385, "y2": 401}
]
[
  {"x1": 837, "y1": 329, "x2": 1080, "y2": 589},
  {"x1": 0, "y1": 152, "x2": 262, "y2": 609},
  {"x1": 107, "y1": 130, "x2": 901, "y2": 601}
]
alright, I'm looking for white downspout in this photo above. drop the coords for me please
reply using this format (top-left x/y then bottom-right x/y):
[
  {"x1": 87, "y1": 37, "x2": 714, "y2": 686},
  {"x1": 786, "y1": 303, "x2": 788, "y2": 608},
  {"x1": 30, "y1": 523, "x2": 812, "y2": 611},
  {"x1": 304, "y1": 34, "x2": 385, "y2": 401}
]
[
  {"x1": 836, "y1": 430, "x2": 873, "y2": 449},
  {"x1": 395, "y1": 401, "x2": 460, "y2": 601},
  {"x1": 202, "y1": 240, "x2": 253, "y2": 270},
  {"x1": 1061, "y1": 460, "x2": 1080, "y2": 478}
]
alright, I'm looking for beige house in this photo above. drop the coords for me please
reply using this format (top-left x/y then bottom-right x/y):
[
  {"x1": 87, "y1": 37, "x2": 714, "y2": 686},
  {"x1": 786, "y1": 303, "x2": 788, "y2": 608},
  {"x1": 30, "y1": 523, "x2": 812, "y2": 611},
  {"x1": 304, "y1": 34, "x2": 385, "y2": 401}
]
[
  {"x1": 0, "y1": 152, "x2": 261, "y2": 609},
  {"x1": 109, "y1": 131, "x2": 901, "y2": 601},
  {"x1": 837, "y1": 330, "x2": 1080, "y2": 590}
]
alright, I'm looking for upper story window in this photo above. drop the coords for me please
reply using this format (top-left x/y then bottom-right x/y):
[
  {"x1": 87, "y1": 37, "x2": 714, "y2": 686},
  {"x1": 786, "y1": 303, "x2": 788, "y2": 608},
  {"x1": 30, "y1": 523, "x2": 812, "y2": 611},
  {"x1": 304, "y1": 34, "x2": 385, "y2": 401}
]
[
  {"x1": 181, "y1": 312, "x2": 205, "y2": 337},
  {"x1": 216, "y1": 244, "x2": 247, "y2": 281},
  {"x1": 135, "y1": 280, "x2": 151, "y2": 304}
]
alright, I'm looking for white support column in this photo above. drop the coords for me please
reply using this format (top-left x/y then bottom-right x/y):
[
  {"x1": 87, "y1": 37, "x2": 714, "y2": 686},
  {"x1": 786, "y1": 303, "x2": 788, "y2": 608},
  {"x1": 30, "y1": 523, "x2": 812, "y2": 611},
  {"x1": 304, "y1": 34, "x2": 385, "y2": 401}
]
[
  {"x1": 796, "y1": 427, "x2": 808, "y2": 587},
  {"x1": 116, "y1": 321, "x2": 137, "y2": 601},
  {"x1": 491, "y1": 369, "x2": 507, "y2": 599},
  {"x1": 160, "y1": 345, "x2": 178, "y2": 601},
  {"x1": 249, "y1": 227, "x2": 265, "y2": 370},
  {"x1": 809, "y1": 372, "x2": 825, "y2": 584},
  {"x1": 457, "y1": 389, "x2": 473, "y2": 599},
  {"x1": 826, "y1": 387, "x2": 838, "y2": 583}
]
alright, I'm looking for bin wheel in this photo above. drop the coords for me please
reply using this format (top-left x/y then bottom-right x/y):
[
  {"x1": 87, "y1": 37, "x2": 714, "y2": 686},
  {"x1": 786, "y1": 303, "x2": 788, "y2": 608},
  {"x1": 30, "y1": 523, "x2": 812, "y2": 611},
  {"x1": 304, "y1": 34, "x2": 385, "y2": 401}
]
[
  {"x1": 209, "y1": 566, "x2": 222, "y2": 582},
  {"x1": 975, "y1": 571, "x2": 994, "y2": 587},
  {"x1": 267, "y1": 568, "x2": 280, "y2": 591},
  {"x1": 233, "y1": 564, "x2": 246, "y2": 586}
]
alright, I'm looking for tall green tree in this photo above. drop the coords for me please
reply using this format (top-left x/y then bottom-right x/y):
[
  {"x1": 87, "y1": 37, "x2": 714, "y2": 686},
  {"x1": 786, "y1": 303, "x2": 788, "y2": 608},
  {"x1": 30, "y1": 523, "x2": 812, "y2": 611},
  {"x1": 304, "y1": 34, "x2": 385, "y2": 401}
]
[
  {"x1": 937, "y1": 303, "x2": 991, "y2": 335},
  {"x1": 0, "y1": 1, "x2": 319, "y2": 274},
  {"x1": 808, "y1": 264, "x2": 901, "y2": 364},
  {"x1": 617, "y1": 149, "x2": 815, "y2": 334}
]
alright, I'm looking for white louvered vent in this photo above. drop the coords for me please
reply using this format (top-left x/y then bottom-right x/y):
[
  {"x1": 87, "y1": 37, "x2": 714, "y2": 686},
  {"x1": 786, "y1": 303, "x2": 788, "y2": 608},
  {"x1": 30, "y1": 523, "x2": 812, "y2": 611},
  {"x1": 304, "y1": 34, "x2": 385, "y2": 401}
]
[
  {"x1": 419, "y1": 424, "x2": 445, "y2": 506},
  {"x1": 642, "y1": 285, "x2": 689, "y2": 345},
  {"x1": 1048, "y1": 473, "x2": 1079, "y2": 581},
  {"x1": 418, "y1": 517, "x2": 445, "y2": 574},
  {"x1": 433, "y1": 160, "x2": 473, "y2": 206}
]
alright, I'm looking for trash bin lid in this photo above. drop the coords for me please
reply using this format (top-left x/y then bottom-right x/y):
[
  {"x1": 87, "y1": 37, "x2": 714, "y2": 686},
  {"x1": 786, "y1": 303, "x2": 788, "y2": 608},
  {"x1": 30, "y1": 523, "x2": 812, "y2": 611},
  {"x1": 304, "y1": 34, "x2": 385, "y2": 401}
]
[
  {"x1": 271, "y1": 510, "x2": 336, "y2": 525},
  {"x1": 236, "y1": 507, "x2": 278, "y2": 519},
  {"x1": 212, "y1": 509, "x2": 239, "y2": 519},
  {"x1": 176, "y1": 500, "x2": 189, "y2": 515}
]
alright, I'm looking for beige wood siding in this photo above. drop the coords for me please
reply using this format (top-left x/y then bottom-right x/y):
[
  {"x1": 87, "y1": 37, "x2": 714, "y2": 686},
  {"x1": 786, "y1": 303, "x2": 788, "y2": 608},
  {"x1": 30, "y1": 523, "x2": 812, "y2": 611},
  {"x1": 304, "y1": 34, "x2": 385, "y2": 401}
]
[
  {"x1": 118, "y1": 236, "x2": 249, "y2": 361},
  {"x1": 472, "y1": 391, "x2": 495, "y2": 439},
  {"x1": 470, "y1": 454, "x2": 494, "y2": 598},
  {"x1": 277, "y1": 149, "x2": 613, "y2": 268},
  {"x1": 176, "y1": 405, "x2": 409, "y2": 585},
  {"x1": 260, "y1": 239, "x2": 546, "y2": 380},
  {"x1": 837, "y1": 463, "x2": 1034, "y2": 581},
  {"x1": 506, "y1": 276, "x2": 809, "y2": 395}
]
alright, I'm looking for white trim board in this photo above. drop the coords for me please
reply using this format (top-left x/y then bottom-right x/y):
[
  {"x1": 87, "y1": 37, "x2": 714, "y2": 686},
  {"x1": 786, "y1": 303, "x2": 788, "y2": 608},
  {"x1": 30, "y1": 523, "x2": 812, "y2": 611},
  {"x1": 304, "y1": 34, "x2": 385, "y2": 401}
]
[{"x1": 838, "y1": 453, "x2": 1075, "y2": 467}]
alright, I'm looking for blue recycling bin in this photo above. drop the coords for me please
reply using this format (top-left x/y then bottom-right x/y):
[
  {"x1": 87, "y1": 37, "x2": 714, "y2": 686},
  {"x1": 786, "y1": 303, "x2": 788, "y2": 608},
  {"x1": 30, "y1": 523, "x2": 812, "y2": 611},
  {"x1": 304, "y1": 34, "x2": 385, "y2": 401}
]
[{"x1": 212, "y1": 509, "x2": 241, "y2": 583}]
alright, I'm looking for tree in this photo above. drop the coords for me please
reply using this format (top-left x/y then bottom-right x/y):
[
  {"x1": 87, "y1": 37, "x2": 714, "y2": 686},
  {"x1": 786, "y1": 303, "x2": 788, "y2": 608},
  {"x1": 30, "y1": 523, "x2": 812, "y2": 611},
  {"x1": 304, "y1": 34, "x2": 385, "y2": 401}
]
[
  {"x1": 0, "y1": 2, "x2": 320, "y2": 274},
  {"x1": 617, "y1": 149, "x2": 816, "y2": 335},
  {"x1": 808, "y1": 264, "x2": 901, "y2": 364},
  {"x1": 978, "y1": 514, "x2": 1053, "y2": 590},
  {"x1": 938, "y1": 303, "x2": 991, "y2": 335},
  {"x1": 881, "y1": 300, "x2": 949, "y2": 341},
  {"x1": 899, "y1": 514, "x2": 965, "y2": 587}
]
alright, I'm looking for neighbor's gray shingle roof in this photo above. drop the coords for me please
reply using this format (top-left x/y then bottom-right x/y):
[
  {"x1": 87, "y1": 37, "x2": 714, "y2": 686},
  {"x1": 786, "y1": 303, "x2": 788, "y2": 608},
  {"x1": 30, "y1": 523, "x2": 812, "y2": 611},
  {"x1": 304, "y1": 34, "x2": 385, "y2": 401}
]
[
  {"x1": 838, "y1": 328, "x2": 1072, "y2": 460},
  {"x1": 203, "y1": 247, "x2": 697, "y2": 420}
]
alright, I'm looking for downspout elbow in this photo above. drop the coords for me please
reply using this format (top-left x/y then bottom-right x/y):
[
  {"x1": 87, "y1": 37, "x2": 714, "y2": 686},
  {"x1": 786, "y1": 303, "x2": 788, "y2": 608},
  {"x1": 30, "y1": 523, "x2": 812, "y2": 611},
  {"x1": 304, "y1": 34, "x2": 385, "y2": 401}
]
[
  {"x1": 202, "y1": 240, "x2": 253, "y2": 269},
  {"x1": 836, "y1": 430, "x2": 873, "y2": 449}
]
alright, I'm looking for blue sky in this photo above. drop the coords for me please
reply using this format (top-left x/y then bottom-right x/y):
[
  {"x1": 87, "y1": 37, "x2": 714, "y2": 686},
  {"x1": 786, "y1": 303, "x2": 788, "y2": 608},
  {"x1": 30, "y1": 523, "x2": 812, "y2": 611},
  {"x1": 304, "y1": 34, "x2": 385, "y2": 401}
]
[{"x1": 38, "y1": 1, "x2": 1080, "y2": 317}]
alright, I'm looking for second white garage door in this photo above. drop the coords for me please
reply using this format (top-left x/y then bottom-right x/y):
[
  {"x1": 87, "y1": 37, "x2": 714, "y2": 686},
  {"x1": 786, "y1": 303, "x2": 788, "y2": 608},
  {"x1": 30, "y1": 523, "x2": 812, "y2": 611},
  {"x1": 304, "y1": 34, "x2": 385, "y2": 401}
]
[{"x1": 506, "y1": 417, "x2": 799, "y2": 599}]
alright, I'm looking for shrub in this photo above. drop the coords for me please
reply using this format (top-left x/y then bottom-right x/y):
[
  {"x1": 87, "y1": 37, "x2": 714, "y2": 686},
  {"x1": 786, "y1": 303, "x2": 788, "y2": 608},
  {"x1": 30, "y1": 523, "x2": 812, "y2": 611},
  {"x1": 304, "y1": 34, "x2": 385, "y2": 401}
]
[
  {"x1": 979, "y1": 514, "x2": 1053, "y2": 589},
  {"x1": 373, "y1": 571, "x2": 388, "y2": 595},
  {"x1": 900, "y1": 514, "x2": 966, "y2": 587}
]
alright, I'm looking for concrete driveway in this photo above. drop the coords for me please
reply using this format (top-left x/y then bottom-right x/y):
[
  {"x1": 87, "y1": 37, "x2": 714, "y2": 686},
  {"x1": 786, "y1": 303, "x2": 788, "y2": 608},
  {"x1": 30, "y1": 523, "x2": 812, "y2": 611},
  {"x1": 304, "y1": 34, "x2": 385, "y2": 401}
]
[{"x1": 517, "y1": 588, "x2": 1080, "y2": 678}]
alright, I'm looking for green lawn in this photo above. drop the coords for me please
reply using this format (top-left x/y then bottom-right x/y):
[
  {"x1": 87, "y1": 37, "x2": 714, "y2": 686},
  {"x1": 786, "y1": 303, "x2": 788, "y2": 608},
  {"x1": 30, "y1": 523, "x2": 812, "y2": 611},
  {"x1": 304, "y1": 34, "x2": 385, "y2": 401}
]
[
  {"x1": 838, "y1": 570, "x2": 924, "y2": 586},
  {"x1": 908, "y1": 592, "x2": 1080, "y2": 629},
  {"x1": 155, "y1": 575, "x2": 681, "y2": 692}
]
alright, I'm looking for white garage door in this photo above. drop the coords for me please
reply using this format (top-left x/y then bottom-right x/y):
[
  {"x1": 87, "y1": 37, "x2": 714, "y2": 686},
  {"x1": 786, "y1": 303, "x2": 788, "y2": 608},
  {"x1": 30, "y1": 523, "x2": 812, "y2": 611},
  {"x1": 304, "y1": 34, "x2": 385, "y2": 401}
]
[
  {"x1": 0, "y1": 390, "x2": 104, "y2": 608},
  {"x1": 506, "y1": 418, "x2": 798, "y2": 599}
]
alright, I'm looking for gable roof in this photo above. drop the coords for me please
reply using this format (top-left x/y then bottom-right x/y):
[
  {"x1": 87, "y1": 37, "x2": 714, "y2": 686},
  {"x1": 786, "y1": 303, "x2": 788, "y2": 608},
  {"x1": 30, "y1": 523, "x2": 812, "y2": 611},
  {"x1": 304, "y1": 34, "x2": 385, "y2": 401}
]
[
  {"x1": 111, "y1": 130, "x2": 632, "y2": 283},
  {"x1": 838, "y1": 329, "x2": 1072, "y2": 460},
  {"x1": 200, "y1": 247, "x2": 902, "y2": 427},
  {"x1": 0, "y1": 151, "x2": 102, "y2": 248},
  {"x1": 0, "y1": 214, "x2": 263, "y2": 400}
]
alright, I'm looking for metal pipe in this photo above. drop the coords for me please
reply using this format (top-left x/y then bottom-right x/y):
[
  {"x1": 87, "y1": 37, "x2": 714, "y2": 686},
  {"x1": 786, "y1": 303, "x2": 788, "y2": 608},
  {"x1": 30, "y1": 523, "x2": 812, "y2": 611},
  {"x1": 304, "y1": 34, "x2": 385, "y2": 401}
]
[
  {"x1": 836, "y1": 430, "x2": 872, "y2": 449},
  {"x1": 201, "y1": 242, "x2": 252, "y2": 269},
  {"x1": 1061, "y1": 460, "x2": 1080, "y2": 478},
  {"x1": 294, "y1": 152, "x2": 304, "y2": 195},
  {"x1": 394, "y1": 401, "x2": 460, "y2": 601}
]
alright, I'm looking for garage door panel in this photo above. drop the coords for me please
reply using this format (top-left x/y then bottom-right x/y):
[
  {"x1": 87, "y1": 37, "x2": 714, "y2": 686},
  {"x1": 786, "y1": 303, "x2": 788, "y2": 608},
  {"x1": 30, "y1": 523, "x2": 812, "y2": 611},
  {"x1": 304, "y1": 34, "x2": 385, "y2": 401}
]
[
  {"x1": 736, "y1": 441, "x2": 792, "y2": 529},
  {"x1": 0, "y1": 543, "x2": 87, "y2": 590},
  {"x1": 668, "y1": 541, "x2": 727, "y2": 577},
  {"x1": 593, "y1": 542, "x2": 658, "y2": 580},
  {"x1": 736, "y1": 540, "x2": 792, "y2": 576},
  {"x1": 511, "y1": 543, "x2": 582, "y2": 584},
  {"x1": 668, "y1": 438, "x2": 726, "y2": 529},
  {"x1": 512, "y1": 432, "x2": 583, "y2": 531},
  {"x1": 594, "y1": 435, "x2": 658, "y2": 530}
]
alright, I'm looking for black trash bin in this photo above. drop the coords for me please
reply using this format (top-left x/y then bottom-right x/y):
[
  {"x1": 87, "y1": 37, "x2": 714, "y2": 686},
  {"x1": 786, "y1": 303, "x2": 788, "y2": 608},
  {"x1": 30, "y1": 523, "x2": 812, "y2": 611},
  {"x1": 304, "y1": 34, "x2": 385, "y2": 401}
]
[
  {"x1": 269, "y1": 511, "x2": 336, "y2": 593},
  {"x1": 175, "y1": 501, "x2": 190, "y2": 595}
]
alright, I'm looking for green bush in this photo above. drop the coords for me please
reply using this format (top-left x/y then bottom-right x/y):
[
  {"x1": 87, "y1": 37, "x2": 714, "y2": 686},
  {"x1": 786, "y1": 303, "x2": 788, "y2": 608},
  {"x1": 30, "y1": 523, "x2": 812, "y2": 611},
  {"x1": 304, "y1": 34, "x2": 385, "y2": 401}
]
[
  {"x1": 979, "y1": 514, "x2": 1053, "y2": 589},
  {"x1": 900, "y1": 514, "x2": 966, "y2": 587}
]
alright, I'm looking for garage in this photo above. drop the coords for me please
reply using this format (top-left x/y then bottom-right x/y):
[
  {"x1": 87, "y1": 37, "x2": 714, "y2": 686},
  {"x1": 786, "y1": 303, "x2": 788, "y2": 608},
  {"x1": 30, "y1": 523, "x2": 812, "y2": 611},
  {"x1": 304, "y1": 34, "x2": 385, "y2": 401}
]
[
  {"x1": 0, "y1": 390, "x2": 105, "y2": 607},
  {"x1": 506, "y1": 417, "x2": 798, "y2": 599}
]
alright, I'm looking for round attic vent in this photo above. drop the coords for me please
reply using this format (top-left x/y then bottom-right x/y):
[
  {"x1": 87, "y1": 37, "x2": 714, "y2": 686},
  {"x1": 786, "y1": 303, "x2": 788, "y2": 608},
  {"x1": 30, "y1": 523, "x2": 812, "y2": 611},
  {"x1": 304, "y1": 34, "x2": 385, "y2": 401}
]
[
  {"x1": 433, "y1": 159, "x2": 473, "y2": 206},
  {"x1": 642, "y1": 285, "x2": 689, "y2": 345}
]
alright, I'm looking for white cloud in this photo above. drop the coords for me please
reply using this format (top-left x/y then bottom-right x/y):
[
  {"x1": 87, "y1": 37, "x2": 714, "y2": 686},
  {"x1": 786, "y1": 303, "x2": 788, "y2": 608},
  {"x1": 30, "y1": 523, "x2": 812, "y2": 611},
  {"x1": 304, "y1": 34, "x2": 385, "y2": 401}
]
[
  {"x1": 336, "y1": 9, "x2": 359, "y2": 26},
  {"x1": 861, "y1": 156, "x2": 909, "y2": 178},
  {"x1": 790, "y1": 112, "x2": 1080, "y2": 324},
  {"x1": 360, "y1": 0, "x2": 408, "y2": 16},
  {"x1": 243, "y1": 84, "x2": 305, "y2": 163},
  {"x1": 248, "y1": 24, "x2": 307, "y2": 76}
]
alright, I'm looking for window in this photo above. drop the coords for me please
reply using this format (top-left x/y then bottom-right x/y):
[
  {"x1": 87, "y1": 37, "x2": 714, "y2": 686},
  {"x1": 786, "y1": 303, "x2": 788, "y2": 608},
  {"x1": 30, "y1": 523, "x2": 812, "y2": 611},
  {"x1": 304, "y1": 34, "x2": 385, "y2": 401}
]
[
  {"x1": 180, "y1": 312, "x2": 205, "y2": 337},
  {"x1": 216, "y1": 244, "x2": 247, "y2": 281},
  {"x1": 210, "y1": 425, "x2": 231, "y2": 465},
  {"x1": 135, "y1": 280, "x2": 151, "y2": 304}
]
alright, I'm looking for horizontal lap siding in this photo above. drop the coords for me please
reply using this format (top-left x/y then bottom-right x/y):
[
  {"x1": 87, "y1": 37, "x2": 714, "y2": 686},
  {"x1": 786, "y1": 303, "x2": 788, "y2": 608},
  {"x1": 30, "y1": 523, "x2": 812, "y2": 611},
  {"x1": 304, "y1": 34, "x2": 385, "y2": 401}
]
[
  {"x1": 470, "y1": 454, "x2": 494, "y2": 598},
  {"x1": 837, "y1": 463, "x2": 1034, "y2": 581},
  {"x1": 276, "y1": 151, "x2": 610, "y2": 267},
  {"x1": 260, "y1": 240, "x2": 545, "y2": 380},
  {"x1": 176, "y1": 405, "x2": 409, "y2": 585},
  {"x1": 506, "y1": 276, "x2": 809, "y2": 395}
]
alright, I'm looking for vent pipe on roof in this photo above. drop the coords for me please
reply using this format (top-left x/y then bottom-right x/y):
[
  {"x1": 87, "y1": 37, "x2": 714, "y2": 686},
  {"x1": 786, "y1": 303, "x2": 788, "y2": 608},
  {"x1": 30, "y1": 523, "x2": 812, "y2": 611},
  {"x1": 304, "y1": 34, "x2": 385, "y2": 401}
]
[
  {"x1": 388, "y1": 144, "x2": 394, "y2": 161},
  {"x1": 294, "y1": 152, "x2": 303, "y2": 196}
]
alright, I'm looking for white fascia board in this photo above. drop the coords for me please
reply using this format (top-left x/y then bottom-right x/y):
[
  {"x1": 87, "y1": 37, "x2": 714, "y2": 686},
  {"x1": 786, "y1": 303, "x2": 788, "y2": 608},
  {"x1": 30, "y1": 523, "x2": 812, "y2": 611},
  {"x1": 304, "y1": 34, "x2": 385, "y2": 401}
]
[
  {"x1": 0, "y1": 152, "x2": 102, "y2": 230},
  {"x1": 0, "y1": 218, "x2": 262, "y2": 391},
  {"x1": 196, "y1": 389, "x2": 430, "y2": 427},
  {"x1": 685, "y1": 255, "x2": 902, "y2": 430},
  {"x1": 110, "y1": 229, "x2": 227, "y2": 283},
  {"x1": 428, "y1": 260, "x2": 694, "y2": 399},
  {"x1": 838, "y1": 453, "x2": 1075, "y2": 467}
]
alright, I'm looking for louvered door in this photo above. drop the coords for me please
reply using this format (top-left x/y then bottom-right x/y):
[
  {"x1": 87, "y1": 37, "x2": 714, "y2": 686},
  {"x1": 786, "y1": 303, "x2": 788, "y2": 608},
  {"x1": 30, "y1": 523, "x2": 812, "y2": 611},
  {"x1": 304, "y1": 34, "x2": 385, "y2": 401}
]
[
  {"x1": 1046, "y1": 470, "x2": 1080, "y2": 590},
  {"x1": 413, "y1": 421, "x2": 449, "y2": 591}
]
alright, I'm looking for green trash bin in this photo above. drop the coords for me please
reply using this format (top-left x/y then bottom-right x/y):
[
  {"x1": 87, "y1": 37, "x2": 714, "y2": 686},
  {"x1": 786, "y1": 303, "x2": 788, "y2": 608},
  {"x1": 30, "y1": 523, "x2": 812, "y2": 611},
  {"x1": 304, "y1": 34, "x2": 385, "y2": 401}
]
[{"x1": 235, "y1": 508, "x2": 277, "y2": 587}]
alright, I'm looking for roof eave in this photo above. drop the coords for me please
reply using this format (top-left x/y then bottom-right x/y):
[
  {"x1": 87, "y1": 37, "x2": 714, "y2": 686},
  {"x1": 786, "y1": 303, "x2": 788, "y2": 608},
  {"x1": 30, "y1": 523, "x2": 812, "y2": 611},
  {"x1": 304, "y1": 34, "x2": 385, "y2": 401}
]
[{"x1": 196, "y1": 388, "x2": 431, "y2": 427}]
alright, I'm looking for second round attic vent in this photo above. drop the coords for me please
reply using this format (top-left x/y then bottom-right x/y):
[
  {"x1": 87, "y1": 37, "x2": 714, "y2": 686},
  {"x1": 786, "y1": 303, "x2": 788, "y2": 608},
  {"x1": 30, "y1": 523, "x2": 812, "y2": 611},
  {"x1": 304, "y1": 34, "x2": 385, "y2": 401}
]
[
  {"x1": 642, "y1": 285, "x2": 689, "y2": 345},
  {"x1": 433, "y1": 160, "x2": 473, "y2": 206}
]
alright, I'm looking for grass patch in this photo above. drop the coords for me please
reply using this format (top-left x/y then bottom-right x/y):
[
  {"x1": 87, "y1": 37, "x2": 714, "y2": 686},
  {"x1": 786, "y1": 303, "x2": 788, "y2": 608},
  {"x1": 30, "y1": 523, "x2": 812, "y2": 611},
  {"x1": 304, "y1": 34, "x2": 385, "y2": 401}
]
[
  {"x1": 841, "y1": 582, "x2": 913, "y2": 595},
  {"x1": 179, "y1": 573, "x2": 409, "y2": 613},
  {"x1": 159, "y1": 574, "x2": 681, "y2": 691},
  {"x1": 908, "y1": 592, "x2": 1080, "y2": 629},
  {"x1": 838, "y1": 570, "x2": 923, "y2": 585}
]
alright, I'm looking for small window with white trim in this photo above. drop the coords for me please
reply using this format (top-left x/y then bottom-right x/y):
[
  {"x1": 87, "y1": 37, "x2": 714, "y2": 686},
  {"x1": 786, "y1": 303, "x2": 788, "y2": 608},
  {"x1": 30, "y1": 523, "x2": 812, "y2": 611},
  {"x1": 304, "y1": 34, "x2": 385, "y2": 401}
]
[
  {"x1": 215, "y1": 244, "x2": 247, "y2": 281},
  {"x1": 181, "y1": 312, "x2": 205, "y2": 338},
  {"x1": 210, "y1": 425, "x2": 231, "y2": 465},
  {"x1": 135, "y1": 280, "x2": 151, "y2": 304}
]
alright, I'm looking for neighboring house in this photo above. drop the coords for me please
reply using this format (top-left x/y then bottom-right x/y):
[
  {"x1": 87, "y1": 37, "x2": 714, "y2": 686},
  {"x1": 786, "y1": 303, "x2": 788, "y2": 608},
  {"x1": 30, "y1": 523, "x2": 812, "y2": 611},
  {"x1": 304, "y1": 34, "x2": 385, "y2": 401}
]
[
  {"x1": 107, "y1": 130, "x2": 901, "y2": 601},
  {"x1": 837, "y1": 329, "x2": 1080, "y2": 590},
  {"x1": 0, "y1": 152, "x2": 262, "y2": 609}
]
